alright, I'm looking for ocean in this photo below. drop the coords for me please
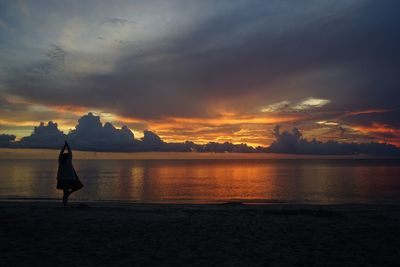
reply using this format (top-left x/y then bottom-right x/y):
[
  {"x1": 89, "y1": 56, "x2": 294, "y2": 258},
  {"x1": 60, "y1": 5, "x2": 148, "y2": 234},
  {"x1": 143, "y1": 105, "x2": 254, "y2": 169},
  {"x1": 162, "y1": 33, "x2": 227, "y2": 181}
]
[{"x1": 1, "y1": 158, "x2": 400, "y2": 203}]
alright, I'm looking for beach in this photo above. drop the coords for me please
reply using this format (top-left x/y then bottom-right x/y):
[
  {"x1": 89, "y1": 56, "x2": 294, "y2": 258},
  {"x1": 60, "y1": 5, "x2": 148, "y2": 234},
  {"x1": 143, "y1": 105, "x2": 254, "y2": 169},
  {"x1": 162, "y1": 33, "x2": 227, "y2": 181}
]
[{"x1": 1, "y1": 202, "x2": 399, "y2": 266}]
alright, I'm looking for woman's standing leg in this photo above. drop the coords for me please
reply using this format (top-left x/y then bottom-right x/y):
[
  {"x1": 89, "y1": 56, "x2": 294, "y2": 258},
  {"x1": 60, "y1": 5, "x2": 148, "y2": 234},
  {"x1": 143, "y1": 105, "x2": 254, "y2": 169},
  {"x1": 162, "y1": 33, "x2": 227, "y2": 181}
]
[{"x1": 62, "y1": 189, "x2": 69, "y2": 208}]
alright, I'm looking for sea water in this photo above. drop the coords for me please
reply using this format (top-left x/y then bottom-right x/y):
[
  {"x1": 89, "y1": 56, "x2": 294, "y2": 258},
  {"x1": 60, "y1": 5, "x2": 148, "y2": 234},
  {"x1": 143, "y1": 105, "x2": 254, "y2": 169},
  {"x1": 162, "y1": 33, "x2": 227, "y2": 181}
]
[{"x1": 1, "y1": 159, "x2": 400, "y2": 203}]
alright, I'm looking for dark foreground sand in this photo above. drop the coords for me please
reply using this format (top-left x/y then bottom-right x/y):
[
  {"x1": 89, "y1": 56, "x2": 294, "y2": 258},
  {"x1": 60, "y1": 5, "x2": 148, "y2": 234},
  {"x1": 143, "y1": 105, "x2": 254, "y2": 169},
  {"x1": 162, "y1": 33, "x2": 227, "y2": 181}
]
[{"x1": 1, "y1": 202, "x2": 400, "y2": 266}]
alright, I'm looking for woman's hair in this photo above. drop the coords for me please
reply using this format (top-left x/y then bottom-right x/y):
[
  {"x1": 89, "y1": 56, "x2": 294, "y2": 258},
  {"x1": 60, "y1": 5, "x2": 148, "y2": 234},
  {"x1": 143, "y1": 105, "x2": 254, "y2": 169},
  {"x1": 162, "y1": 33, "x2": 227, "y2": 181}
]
[{"x1": 60, "y1": 153, "x2": 70, "y2": 163}]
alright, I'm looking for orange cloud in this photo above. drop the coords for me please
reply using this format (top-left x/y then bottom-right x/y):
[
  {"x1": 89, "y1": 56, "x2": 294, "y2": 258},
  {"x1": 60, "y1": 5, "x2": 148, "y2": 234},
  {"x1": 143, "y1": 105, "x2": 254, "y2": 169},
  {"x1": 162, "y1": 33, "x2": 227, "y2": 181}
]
[
  {"x1": 353, "y1": 123, "x2": 400, "y2": 146},
  {"x1": 347, "y1": 109, "x2": 390, "y2": 116},
  {"x1": 139, "y1": 114, "x2": 299, "y2": 146},
  {"x1": 0, "y1": 96, "x2": 314, "y2": 147},
  {"x1": 353, "y1": 123, "x2": 400, "y2": 134},
  {"x1": 9, "y1": 98, "x2": 378, "y2": 147}
]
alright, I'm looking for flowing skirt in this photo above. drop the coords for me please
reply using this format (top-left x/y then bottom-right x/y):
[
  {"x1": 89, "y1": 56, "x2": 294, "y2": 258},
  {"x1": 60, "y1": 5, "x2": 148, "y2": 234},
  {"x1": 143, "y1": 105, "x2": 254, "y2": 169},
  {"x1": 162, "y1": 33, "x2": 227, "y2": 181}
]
[{"x1": 57, "y1": 178, "x2": 83, "y2": 191}]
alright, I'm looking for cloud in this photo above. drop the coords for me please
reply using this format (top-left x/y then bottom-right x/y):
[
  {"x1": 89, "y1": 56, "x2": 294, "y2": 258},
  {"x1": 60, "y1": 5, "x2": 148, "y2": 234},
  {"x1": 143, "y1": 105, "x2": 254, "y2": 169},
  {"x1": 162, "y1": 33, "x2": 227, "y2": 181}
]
[
  {"x1": 0, "y1": 112, "x2": 263, "y2": 152},
  {"x1": 2, "y1": 113, "x2": 399, "y2": 155},
  {"x1": 67, "y1": 113, "x2": 135, "y2": 151},
  {"x1": 46, "y1": 44, "x2": 66, "y2": 62},
  {"x1": 344, "y1": 109, "x2": 400, "y2": 129},
  {"x1": 316, "y1": 121, "x2": 339, "y2": 126},
  {"x1": 0, "y1": 1, "x2": 400, "y2": 150},
  {"x1": 19, "y1": 121, "x2": 66, "y2": 148},
  {"x1": 2, "y1": 0, "x2": 400, "y2": 122},
  {"x1": 341, "y1": 109, "x2": 400, "y2": 145},
  {"x1": 139, "y1": 130, "x2": 164, "y2": 151},
  {"x1": 194, "y1": 142, "x2": 259, "y2": 153},
  {"x1": 267, "y1": 125, "x2": 400, "y2": 156},
  {"x1": 0, "y1": 134, "x2": 16, "y2": 147},
  {"x1": 101, "y1": 18, "x2": 136, "y2": 27},
  {"x1": 261, "y1": 101, "x2": 291, "y2": 113},
  {"x1": 261, "y1": 98, "x2": 330, "y2": 113},
  {"x1": 338, "y1": 126, "x2": 346, "y2": 136},
  {"x1": 293, "y1": 98, "x2": 330, "y2": 111}
]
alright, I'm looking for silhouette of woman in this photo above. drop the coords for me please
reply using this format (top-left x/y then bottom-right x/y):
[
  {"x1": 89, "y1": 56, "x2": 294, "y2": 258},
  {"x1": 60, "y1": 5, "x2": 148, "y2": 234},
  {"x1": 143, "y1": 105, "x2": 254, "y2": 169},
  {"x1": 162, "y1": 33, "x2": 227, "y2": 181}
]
[{"x1": 57, "y1": 140, "x2": 83, "y2": 207}]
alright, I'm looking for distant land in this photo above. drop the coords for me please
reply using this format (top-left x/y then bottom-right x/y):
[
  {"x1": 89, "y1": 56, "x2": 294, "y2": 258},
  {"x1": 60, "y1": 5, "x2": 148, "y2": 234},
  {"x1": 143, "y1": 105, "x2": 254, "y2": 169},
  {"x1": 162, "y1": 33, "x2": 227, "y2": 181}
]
[{"x1": 1, "y1": 113, "x2": 400, "y2": 156}]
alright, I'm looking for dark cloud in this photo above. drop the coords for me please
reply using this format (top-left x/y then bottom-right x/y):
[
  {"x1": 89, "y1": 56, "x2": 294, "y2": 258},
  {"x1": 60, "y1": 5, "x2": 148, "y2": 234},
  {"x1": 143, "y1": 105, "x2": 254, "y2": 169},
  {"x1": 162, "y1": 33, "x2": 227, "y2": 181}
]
[
  {"x1": 139, "y1": 130, "x2": 164, "y2": 151},
  {"x1": 101, "y1": 18, "x2": 136, "y2": 27},
  {"x1": 339, "y1": 127, "x2": 345, "y2": 136},
  {"x1": 0, "y1": 134, "x2": 15, "y2": 147},
  {"x1": 343, "y1": 109, "x2": 400, "y2": 129},
  {"x1": 46, "y1": 44, "x2": 66, "y2": 62},
  {"x1": 63, "y1": 113, "x2": 262, "y2": 152},
  {"x1": 2, "y1": 113, "x2": 399, "y2": 155},
  {"x1": 193, "y1": 142, "x2": 259, "y2": 153},
  {"x1": 19, "y1": 121, "x2": 66, "y2": 148},
  {"x1": 6, "y1": 113, "x2": 137, "y2": 151},
  {"x1": 0, "y1": 113, "x2": 262, "y2": 152},
  {"x1": 67, "y1": 113, "x2": 135, "y2": 151},
  {"x1": 3, "y1": 0, "x2": 400, "y2": 122},
  {"x1": 1, "y1": 1, "x2": 400, "y2": 148},
  {"x1": 267, "y1": 125, "x2": 400, "y2": 156}
]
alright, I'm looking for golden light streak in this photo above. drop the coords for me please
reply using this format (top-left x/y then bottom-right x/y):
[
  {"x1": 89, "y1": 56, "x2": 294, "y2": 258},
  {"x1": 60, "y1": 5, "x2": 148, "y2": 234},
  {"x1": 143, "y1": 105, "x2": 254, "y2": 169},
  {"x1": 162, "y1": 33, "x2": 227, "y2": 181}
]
[
  {"x1": 0, "y1": 119, "x2": 42, "y2": 127},
  {"x1": 0, "y1": 98, "x2": 305, "y2": 147},
  {"x1": 49, "y1": 105, "x2": 92, "y2": 116},
  {"x1": 6, "y1": 99, "x2": 400, "y2": 147},
  {"x1": 352, "y1": 124, "x2": 400, "y2": 146},
  {"x1": 347, "y1": 109, "x2": 390, "y2": 116},
  {"x1": 353, "y1": 124, "x2": 400, "y2": 135}
]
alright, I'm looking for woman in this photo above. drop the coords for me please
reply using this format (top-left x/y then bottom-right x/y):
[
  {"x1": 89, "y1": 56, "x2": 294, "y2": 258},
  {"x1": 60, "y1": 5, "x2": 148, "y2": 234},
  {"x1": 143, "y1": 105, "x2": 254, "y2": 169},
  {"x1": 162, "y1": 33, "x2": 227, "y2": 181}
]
[{"x1": 57, "y1": 141, "x2": 83, "y2": 207}]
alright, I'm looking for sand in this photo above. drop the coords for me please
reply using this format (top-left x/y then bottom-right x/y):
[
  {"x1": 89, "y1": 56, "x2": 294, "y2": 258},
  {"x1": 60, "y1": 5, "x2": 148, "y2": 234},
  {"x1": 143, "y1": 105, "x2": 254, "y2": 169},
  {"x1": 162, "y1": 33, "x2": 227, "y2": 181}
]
[{"x1": 1, "y1": 201, "x2": 400, "y2": 266}]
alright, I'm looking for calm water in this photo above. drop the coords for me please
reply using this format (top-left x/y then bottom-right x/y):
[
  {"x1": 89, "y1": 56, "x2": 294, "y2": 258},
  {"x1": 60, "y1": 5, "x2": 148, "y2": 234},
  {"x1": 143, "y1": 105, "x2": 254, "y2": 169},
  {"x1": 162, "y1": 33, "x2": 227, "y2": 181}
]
[{"x1": 1, "y1": 159, "x2": 400, "y2": 203}]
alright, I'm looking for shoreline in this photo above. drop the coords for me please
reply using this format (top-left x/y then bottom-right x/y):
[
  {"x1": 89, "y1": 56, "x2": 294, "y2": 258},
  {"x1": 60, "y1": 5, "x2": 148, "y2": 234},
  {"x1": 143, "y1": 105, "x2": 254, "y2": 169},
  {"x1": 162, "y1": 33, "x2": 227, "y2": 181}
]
[
  {"x1": 3, "y1": 200, "x2": 400, "y2": 213},
  {"x1": 2, "y1": 198, "x2": 400, "y2": 206}
]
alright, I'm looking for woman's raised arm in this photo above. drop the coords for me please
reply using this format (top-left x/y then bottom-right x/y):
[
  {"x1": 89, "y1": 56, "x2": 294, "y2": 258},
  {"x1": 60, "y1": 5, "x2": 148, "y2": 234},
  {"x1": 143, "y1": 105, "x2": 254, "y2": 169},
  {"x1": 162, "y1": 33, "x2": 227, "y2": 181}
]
[
  {"x1": 58, "y1": 142, "x2": 67, "y2": 161},
  {"x1": 59, "y1": 142, "x2": 67, "y2": 155},
  {"x1": 66, "y1": 141, "x2": 72, "y2": 157}
]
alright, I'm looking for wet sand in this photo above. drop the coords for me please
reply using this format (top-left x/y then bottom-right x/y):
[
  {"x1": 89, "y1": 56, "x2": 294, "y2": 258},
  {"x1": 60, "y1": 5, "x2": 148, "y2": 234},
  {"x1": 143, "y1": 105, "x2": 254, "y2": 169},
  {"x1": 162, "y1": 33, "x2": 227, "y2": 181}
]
[{"x1": 1, "y1": 201, "x2": 400, "y2": 266}]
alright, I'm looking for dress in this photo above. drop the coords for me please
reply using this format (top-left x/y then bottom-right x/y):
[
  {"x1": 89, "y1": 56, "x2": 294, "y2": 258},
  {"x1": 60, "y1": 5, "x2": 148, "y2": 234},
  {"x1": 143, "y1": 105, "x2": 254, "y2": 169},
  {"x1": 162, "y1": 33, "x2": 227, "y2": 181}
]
[{"x1": 56, "y1": 153, "x2": 83, "y2": 190}]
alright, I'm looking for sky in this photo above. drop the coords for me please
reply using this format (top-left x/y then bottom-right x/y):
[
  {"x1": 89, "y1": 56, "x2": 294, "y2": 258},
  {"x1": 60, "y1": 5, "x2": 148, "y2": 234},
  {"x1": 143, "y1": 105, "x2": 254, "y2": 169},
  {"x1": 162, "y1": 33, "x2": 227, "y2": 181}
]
[{"x1": 1, "y1": 0, "x2": 400, "y2": 147}]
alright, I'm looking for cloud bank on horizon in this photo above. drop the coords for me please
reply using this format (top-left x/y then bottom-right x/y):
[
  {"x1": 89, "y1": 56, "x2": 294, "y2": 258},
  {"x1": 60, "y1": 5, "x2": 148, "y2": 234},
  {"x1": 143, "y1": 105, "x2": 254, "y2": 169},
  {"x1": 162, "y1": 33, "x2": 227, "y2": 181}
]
[
  {"x1": 5, "y1": 113, "x2": 261, "y2": 153},
  {"x1": 0, "y1": 0, "x2": 400, "y2": 147},
  {"x1": 1, "y1": 113, "x2": 399, "y2": 156}
]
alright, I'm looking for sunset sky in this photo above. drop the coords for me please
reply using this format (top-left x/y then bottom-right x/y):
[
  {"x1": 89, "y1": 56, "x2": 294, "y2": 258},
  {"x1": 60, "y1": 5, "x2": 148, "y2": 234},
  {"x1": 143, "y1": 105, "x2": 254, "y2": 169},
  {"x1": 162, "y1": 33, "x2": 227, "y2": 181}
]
[{"x1": 1, "y1": 0, "x2": 399, "y2": 147}]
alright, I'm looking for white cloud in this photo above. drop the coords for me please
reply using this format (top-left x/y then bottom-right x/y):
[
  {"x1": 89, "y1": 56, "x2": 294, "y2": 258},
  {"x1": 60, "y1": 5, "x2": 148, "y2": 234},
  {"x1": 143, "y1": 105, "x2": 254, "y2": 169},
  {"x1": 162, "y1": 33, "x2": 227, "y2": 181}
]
[
  {"x1": 260, "y1": 101, "x2": 290, "y2": 112},
  {"x1": 316, "y1": 121, "x2": 339, "y2": 126},
  {"x1": 293, "y1": 98, "x2": 330, "y2": 110},
  {"x1": 261, "y1": 97, "x2": 330, "y2": 113}
]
